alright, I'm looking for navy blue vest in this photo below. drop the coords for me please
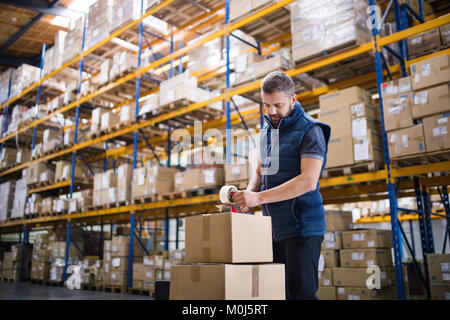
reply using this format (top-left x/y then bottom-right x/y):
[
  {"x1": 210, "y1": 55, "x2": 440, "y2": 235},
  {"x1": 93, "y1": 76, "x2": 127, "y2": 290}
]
[{"x1": 260, "y1": 102, "x2": 331, "y2": 241}]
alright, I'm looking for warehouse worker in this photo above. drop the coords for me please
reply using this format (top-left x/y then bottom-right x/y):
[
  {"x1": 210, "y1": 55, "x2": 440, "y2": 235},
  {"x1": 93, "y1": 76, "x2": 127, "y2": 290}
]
[{"x1": 232, "y1": 71, "x2": 331, "y2": 300}]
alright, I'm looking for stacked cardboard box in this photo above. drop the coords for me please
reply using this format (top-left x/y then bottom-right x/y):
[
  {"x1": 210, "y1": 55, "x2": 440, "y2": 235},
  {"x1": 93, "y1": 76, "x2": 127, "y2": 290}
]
[
  {"x1": 2, "y1": 244, "x2": 32, "y2": 281},
  {"x1": 109, "y1": 51, "x2": 138, "y2": 81},
  {"x1": 131, "y1": 166, "x2": 177, "y2": 201},
  {"x1": 170, "y1": 213, "x2": 285, "y2": 300},
  {"x1": 90, "y1": 108, "x2": 107, "y2": 136},
  {"x1": 441, "y1": 24, "x2": 450, "y2": 46},
  {"x1": 10, "y1": 178, "x2": 27, "y2": 219},
  {"x1": 333, "y1": 229, "x2": 396, "y2": 300},
  {"x1": 31, "y1": 234, "x2": 51, "y2": 281},
  {"x1": 117, "y1": 164, "x2": 133, "y2": 203},
  {"x1": 86, "y1": 0, "x2": 114, "y2": 49},
  {"x1": 0, "y1": 147, "x2": 17, "y2": 169},
  {"x1": 16, "y1": 149, "x2": 31, "y2": 165},
  {"x1": 225, "y1": 163, "x2": 250, "y2": 185},
  {"x1": 317, "y1": 211, "x2": 353, "y2": 300},
  {"x1": 0, "y1": 181, "x2": 15, "y2": 221},
  {"x1": 319, "y1": 86, "x2": 381, "y2": 168},
  {"x1": 230, "y1": 0, "x2": 274, "y2": 22},
  {"x1": 174, "y1": 167, "x2": 224, "y2": 192},
  {"x1": 407, "y1": 28, "x2": 441, "y2": 57},
  {"x1": 68, "y1": 190, "x2": 93, "y2": 213},
  {"x1": 427, "y1": 254, "x2": 450, "y2": 300},
  {"x1": 290, "y1": 0, "x2": 371, "y2": 63},
  {"x1": 93, "y1": 169, "x2": 118, "y2": 207},
  {"x1": 55, "y1": 160, "x2": 87, "y2": 182},
  {"x1": 25, "y1": 193, "x2": 41, "y2": 217},
  {"x1": 42, "y1": 129, "x2": 63, "y2": 154},
  {"x1": 81, "y1": 257, "x2": 100, "y2": 286},
  {"x1": 47, "y1": 239, "x2": 84, "y2": 282}
]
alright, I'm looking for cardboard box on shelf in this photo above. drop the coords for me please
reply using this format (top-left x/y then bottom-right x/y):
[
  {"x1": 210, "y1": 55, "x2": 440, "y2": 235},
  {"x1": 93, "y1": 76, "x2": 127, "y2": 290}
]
[
  {"x1": 319, "y1": 268, "x2": 333, "y2": 287},
  {"x1": 336, "y1": 286, "x2": 395, "y2": 300},
  {"x1": 427, "y1": 254, "x2": 450, "y2": 283},
  {"x1": 340, "y1": 248, "x2": 393, "y2": 268},
  {"x1": 322, "y1": 231, "x2": 343, "y2": 250},
  {"x1": 333, "y1": 267, "x2": 395, "y2": 287},
  {"x1": 133, "y1": 263, "x2": 145, "y2": 281},
  {"x1": 352, "y1": 131, "x2": 384, "y2": 163},
  {"x1": 411, "y1": 84, "x2": 450, "y2": 119},
  {"x1": 407, "y1": 28, "x2": 441, "y2": 57},
  {"x1": 341, "y1": 230, "x2": 393, "y2": 249},
  {"x1": 430, "y1": 282, "x2": 450, "y2": 300},
  {"x1": 410, "y1": 54, "x2": 450, "y2": 91},
  {"x1": 319, "y1": 86, "x2": 372, "y2": 111},
  {"x1": 26, "y1": 162, "x2": 48, "y2": 185},
  {"x1": 441, "y1": 24, "x2": 450, "y2": 46},
  {"x1": 380, "y1": 76, "x2": 412, "y2": 98},
  {"x1": 387, "y1": 125, "x2": 426, "y2": 158},
  {"x1": 423, "y1": 113, "x2": 450, "y2": 152},
  {"x1": 170, "y1": 263, "x2": 285, "y2": 300},
  {"x1": 321, "y1": 250, "x2": 340, "y2": 268},
  {"x1": 350, "y1": 102, "x2": 379, "y2": 121},
  {"x1": 110, "y1": 257, "x2": 128, "y2": 272},
  {"x1": 325, "y1": 135, "x2": 354, "y2": 168},
  {"x1": 325, "y1": 211, "x2": 353, "y2": 231},
  {"x1": 317, "y1": 286, "x2": 336, "y2": 300},
  {"x1": 225, "y1": 164, "x2": 249, "y2": 182},
  {"x1": 185, "y1": 213, "x2": 272, "y2": 263},
  {"x1": 110, "y1": 271, "x2": 127, "y2": 286},
  {"x1": 178, "y1": 167, "x2": 225, "y2": 191},
  {"x1": 383, "y1": 93, "x2": 413, "y2": 131}
]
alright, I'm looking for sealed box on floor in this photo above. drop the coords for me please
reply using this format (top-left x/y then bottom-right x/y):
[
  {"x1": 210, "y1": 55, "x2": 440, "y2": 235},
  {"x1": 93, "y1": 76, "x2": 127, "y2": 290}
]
[
  {"x1": 317, "y1": 286, "x2": 336, "y2": 300},
  {"x1": 387, "y1": 124, "x2": 425, "y2": 157},
  {"x1": 340, "y1": 248, "x2": 393, "y2": 268},
  {"x1": 427, "y1": 254, "x2": 450, "y2": 282},
  {"x1": 170, "y1": 263, "x2": 285, "y2": 300},
  {"x1": 411, "y1": 83, "x2": 450, "y2": 119},
  {"x1": 321, "y1": 250, "x2": 340, "y2": 268},
  {"x1": 430, "y1": 282, "x2": 450, "y2": 300},
  {"x1": 382, "y1": 93, "x2": 413, "y2": 131},
  {"x1": 336, "y1": 286, "x2": 395, "y2": 300},
  {"x1": 319, "y1": 268, "x2": 333, "y2": 287},
  {"x1": 341, "y1": 229, "x2": 393, "y2": 249},
  {"x1": 410, "y1": 54, "x2": 450, "y2": 91},
  {"x1": 322, "y1": 231, "x2": 342, "y2": 250},
  {"x1": 423, "y1": 113, "x2": 450, "y2": 152},
  {"x1": 325, "y1": 211, "x2": 353, "y2": 231},
  {"x1": 333, "y1": 267, "x2": 395, "y2": 287},
  {"x1": 407, "y1": 28, "x2": 441, "y2": 57},
  {"x1": 185, "y1": 213, "x2": 272, "y2": 263}
]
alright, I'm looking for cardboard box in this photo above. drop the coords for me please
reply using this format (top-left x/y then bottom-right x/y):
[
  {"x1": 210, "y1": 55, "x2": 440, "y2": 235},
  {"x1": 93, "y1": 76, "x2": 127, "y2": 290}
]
[
  {"x1": 133, "y1": 263, "x2": 145, "y2": 281},
  {"x1": 388, "y1": 125, "x2": 425, "y2": 157},
  {"x1": 351, "y1": 117, "x2": 380, "y2": 139},
  {"x1": 225, "y1": 164, "x2": 249, "y2": 182},
  {"x1": 322, "y1": 249, "x2": 340, "y2": 268},
  {"x1": 317, "y1": 286, "x2": 336, "y2": 300},
  {"x1": 143, "y1": 280, "x2": 155, "y2": 291},
  {"x1": 407, "y1": 28, "x2": 441, "y2": 57},
  {"x1": 411, "y1": 84, "x2": 450, "y2": 119},
  {"x1": 110, "y1": 271, "x2": 127, "y2": 286},
  {"x1": 326, "y1": 135, "x2": 354, "y2": 168},
  {"x1": 185, "y1": 213, "x2": 272, "y2": 263},
  {"x1": 146, "y1": 166, "x2": 177, "y2": 194},
  {"x1": 353, "y1": 131, "x2": 384, "y2": 163},
  {"x1": 110, "y1": 257, "x2": 128, "y2": 272},
  {"x1": 333, "y1": 267, "x2": 395, "y2": 287},
  {"x1": 117, "y1": 164, "x2": 133, "y2": 187},
  {"x1": 230, "y1": 0, "x2": 252, "y2": 21},
  {"x1": 180, "y1": 168, "x2": 225, "y2": 191},
  {"x1": 423, "y1": 113, "x2": 450, "y2": 152},
  {"x1": 336, "y1": 286, "x2": 395, "y2": 300},
  {"x1": 170, "y1": 263, "x2": 285, "y2": 300},
  {"x1": 322, "y1": 231, "x2": 342, "y2": 250},
  {"x1": 410, "y1": 54, "x2": 450, "y2": 91},
  {"x1": 319, "y1": 86, "x2": 372, "y2": 111},
  {"x1": 340, "y1": 248, "x2": 393, "y2": 268},
  {"x1": 101, "y1": 170, "x2": 117, "y2": 189},
  {"x1": 319, "y1": 268, "x2": 333, "y2": 287},
  {"x1": 430, "y1": 282, "x2": 450, "y2": 300},
  {"x1": 427, "y1": 254, "x2": 450, "y2": 283},
  {"x1": 383, "y1": 93, "x2": 413, "y2": 131},
  {"x1": 441, "y1": 24, "x2": 450, "y2": 46},
  {"x1": 325, "y1": 211, "x2": 353, "y2": 231},
  {"x1": 132, "y1": 280, "x2": 143, "y2": 290},
  {"x1": 350, "y1": 102, "x2": 379, "y2": 120},
  {"x1": 319, "y1": 106, "x2": 352, "y2": 138},
  {"x1": 341, "y1": 230, "x2": 393, "y2": 249},
  {"x1": 381, "y1": 76, "x2": 412, "y2": 98},
  {"x1": 26, "y1": 162, "x2": 48, "y2": 185}
]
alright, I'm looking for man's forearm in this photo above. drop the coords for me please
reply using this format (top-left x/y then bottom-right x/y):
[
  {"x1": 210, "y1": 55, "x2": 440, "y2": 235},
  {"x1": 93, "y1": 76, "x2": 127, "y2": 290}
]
[
  {"x1": 258, "y1": 174, "x2": 316, "y2": 204},
  {"x1": 246, "y1": 173, "x2": 261, "y2": 192}
]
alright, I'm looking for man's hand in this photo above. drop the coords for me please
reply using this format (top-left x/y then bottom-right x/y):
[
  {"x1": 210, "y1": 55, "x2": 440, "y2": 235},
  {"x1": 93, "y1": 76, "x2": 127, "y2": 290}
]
[{"x1": 232, "y1": 190, "x2": 261, "y2": 209}]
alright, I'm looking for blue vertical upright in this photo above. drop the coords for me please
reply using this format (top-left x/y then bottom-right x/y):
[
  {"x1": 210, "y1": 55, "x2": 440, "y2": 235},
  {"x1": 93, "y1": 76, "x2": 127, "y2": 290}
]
[
  {"x1": 1, "y1": 69, "x2": 13, "y2": 152},
  {"x1": 64, "y1": 14, "x2": 87, "y2": 283},
  {"x1": 178, "y1": 40, "x2": 183, "y2": 74},
  {"x1": 129, "y1": 0, "x2": 145, "y2": 290},
  {"x1": 32, "y1": 44, "x2": 46, "y2": 150},
  {"x1": 19, "y1": 225, "x2": 28, "y2": 281},
  {"x1": 369, "y1": 0, "x2": 405, "y2": 299},
  {"x1": 225, "y1": 0, "x2": 231, "y2": 164},
  {"x1": 393, "y1": 1, "x2": 408, "y2": 77},
  {"x1": 170, "y1": 27, "x2": 174, "y2": 78},
  {"x1": 164, "y1": 126, "x2": 171, "y2": 251}
]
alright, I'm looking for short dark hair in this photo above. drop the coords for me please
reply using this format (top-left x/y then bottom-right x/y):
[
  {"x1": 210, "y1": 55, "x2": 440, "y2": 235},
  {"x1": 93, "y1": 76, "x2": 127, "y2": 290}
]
[{"x1": 261, "y1": 71, "x2": 295, "y2": 96}]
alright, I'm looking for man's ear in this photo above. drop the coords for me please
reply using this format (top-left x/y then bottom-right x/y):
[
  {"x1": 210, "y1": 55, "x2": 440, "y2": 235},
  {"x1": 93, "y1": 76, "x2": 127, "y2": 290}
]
[{"x1": 292, "y1": 94, "x2": 297, "y2": 105}]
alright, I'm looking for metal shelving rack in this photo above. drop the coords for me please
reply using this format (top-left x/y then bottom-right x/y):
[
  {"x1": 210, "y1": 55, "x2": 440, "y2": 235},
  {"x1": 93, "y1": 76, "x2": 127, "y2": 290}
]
[{"x1": 0, "y1": 0, "x2": 448, "y2": 299}]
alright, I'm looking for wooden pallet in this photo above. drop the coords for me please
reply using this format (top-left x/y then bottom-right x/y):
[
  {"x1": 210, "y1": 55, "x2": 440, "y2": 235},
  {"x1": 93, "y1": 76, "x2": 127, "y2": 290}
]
[
  {"x1": 2, "y1": 278, "x2": 17, "y2": 283},
  {"x1": 30, "y1": 278, "x2": 45, "y2": 285},
  {"x1": 114, "y1": 121, "x2": 133, "y2": 131},
  {"x1": 25, "y1": 213, "x2": 39, "y2": 219},
  {"x1": 82, "y1": 284, "x2": 102, "y2": 292},
  {"x1": 294, "y1": 40, "x2": 363, "y2": 66},
  {"x1": 173, "y1": 186, "x2": 221, "y2": 199},
  {"x1": 322, "y1": 161, "x2": 382, "y2": 179},
  {"x1": 391, "y1": 150, "x2": 450, "y2": 168},
  {"x1": 129, "y1": 287, "x2": 152, "y2": 296},
  {"x1": 103, "y1": 285, "x2": 127, "y2": 294},
  {"x1": 409, "y1": 44, "x2": 449, "y2": 60},
  {"x1": 131, "y1": 196, "x2": 154, "y2": 205}
]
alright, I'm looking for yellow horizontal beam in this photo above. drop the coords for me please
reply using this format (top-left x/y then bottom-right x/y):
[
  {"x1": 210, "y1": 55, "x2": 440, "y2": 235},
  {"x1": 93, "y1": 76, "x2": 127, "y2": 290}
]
[
  {"x1": 28, "y1": 180, "x2": 71, "y2": 195},
  {"x1": 355, "y1": 213, "x2": 445, "y2": 224}
]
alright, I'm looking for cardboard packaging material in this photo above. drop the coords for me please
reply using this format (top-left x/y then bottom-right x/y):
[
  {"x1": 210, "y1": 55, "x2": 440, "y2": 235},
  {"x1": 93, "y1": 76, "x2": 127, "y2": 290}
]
[
  {"x1": 383, "y1": 93, "x2": 413, "y2": 131},
  {"x1": 26, "y1": 162, "x2": 48, "y2": 185},
  {"x1": 410, "y1": 54, "x2": 450, "y2": 91},
  {"x1": 325, "y1": 135, "x2": 354, "y2": 168},
  {"x1": 423, "y1": 113, "x2": 450, "y2": 152},
  {"x1": 170, "y1": 263, "x2": 285, "y2": 300},
  {"x1": 185, "y1": 213, "x2": 273, "y2": 263},
  {"x1": 430, "y1": 282, "x2": 450, "y2": 300},
  {"x1": 427, "y1": 254, "x2": 450, "y2": 283},
  {"x1": 387, "y1": 124, "x2": 426, "y2": 157},
  {"x1": 333, "y1": 267, "x2": 395, "y2": 287},
  {"x1": 341, "y1": 230, "x2": 393, "y2": 249},
  {"x1": 340, "y1": 248, "x2": 393, "y2": 268},
  {"x1": 336, "y1": 286, "x2": 395, "y2": 300},
  {"x1": 317, "y1": 286, "x2": 336, "y2": 300},
  {"x1": 352, "y1": 131, "x2": 384, "y2": 163},
  {"x1": 325, "y1": 211, "x2": 353, "y2": 231},
  {"x1": 407, "y1": 28, "x2": 441, "y2": 56},
  {"x1": 411, "y1": 84, "x2": 450, "y2": 119},
  {"x1": 225, "y1": 164, "x2": 249, "y2": 182},
  {"x1": 110, "y1": 271, "x2": 127, "y2": 286},
  {"x1": 319, "y1": 268, "x2": 333, "y2": 287},
  {"x1": 441, "y1": 24, "x2": 450, "y2": 46},
  {"x1": 321, "y1": 249, "x2": 340, "y2": 268},
  {"x1": 380, "y1": 76, "x2": 412, "y2": 98},
  {"x1": 322, "y1": 231, "x2": 343, "y2": 250},
  {"x1": 110, "y1": 257, "x2": 128, "y2": 272},
  {"x1": 319, "y1": 86, "x2": 372, "y2": 111},
  {"x1": 177, "y1": 167, "x2": 225, "y2": 191},
  {"x1": 350, "y1": 102, "x2": 379, "y2": 120}
]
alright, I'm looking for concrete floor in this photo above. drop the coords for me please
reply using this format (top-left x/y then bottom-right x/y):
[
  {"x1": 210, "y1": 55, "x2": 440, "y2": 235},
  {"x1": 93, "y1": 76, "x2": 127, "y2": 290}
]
[{"x1": 0, "y1": 281, "x2": 152, "y2": 300}]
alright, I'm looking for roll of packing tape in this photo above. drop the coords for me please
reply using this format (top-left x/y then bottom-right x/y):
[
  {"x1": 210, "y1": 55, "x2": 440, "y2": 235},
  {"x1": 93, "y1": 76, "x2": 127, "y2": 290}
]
[{"x1": 219, "y1": 185, "x2": 238, "y2": 204}]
